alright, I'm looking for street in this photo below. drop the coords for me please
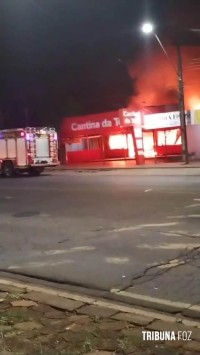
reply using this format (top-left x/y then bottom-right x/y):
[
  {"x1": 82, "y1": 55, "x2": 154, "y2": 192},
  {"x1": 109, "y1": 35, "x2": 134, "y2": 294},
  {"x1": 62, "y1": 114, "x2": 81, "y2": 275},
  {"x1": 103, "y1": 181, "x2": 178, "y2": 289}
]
[{"x1": 0, "y1": 170, "x2": 200, "y2": 311}]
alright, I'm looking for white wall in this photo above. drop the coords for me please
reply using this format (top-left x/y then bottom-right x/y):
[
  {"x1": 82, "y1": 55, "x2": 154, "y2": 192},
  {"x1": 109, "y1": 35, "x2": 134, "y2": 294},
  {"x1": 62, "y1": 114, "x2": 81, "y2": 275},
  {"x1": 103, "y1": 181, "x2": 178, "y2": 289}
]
[{"x1": 187, "y1": 125, "x2": 200, "y2": 159}]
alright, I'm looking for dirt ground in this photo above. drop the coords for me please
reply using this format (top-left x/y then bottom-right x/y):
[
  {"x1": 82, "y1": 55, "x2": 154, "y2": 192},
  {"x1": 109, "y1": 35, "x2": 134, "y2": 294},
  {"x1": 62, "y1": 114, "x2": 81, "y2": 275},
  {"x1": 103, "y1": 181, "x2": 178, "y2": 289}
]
[{"x1": 0, "y1": 291, "x2": 198, "y2": 355}]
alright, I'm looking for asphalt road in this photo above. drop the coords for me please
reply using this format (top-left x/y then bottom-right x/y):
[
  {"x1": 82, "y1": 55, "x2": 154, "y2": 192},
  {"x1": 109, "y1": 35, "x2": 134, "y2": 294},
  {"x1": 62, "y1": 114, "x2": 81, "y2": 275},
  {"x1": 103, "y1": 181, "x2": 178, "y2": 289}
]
[{"x1": 0, "y1": 170, "x2": 200, "y2": 308}]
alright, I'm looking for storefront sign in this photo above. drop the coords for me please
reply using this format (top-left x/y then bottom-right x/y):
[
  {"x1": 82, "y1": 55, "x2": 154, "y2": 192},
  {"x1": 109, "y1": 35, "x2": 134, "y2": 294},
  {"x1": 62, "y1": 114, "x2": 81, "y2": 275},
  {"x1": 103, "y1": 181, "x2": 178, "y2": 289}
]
[
  {"x1": 71, "y1": 117, "x2": 121, "y2": 132},
  {"x1": 120, "y1": 109, "x2": 142, "y2": 126},
  {"x1": 143, "y1": 111, "x2": 181, "y2": 129},
  {"x1": 60, "y1": 111, "x2": 127, "y2": 138},
  {"x1": 61, "y1": 109, "x2": 188, "y2": 140}
]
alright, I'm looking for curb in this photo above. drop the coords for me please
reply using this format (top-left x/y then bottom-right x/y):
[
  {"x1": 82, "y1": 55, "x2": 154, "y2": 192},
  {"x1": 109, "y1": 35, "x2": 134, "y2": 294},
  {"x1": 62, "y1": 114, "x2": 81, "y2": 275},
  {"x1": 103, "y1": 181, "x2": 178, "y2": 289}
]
[
  {"x1": 48, "y1": 165, "x2": 200, "y2": 171},
  {"x1": 46, "y1": 165, "x2": 200, "y2": 174},
  {"x1": 47, "y1": 167, "x2": 200, "y2": 176},
  {"x1": 110, "y1": 290, "x2": 200, "y2": 320},
  {"x1": 0, "y1": 272, "x2": 200, "y2": 321},
  {"x1": 0, "y1": 276, "x2": 200, "y2": 330}
]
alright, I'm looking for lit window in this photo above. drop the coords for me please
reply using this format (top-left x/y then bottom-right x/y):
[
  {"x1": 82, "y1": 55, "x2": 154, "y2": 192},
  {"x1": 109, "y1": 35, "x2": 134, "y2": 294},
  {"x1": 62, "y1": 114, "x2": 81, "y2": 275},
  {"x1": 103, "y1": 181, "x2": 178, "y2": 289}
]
[
  {"x1": 143, "y1": 132, "x2": 155, "y2": 158},
  {"x1": 88, "y1": 136, "x2": 101, "y2": 150},
  {"x1": 127, "y1": 133, "x2": 135, "y2": 158},
  {"x1": 66, "y1": 138, "x2": 87, "y2": 151},
  {"x1": 109, "y1": 135, "x2": 127, "y2": 149},
  {"x1": 157, "y1": 129, "x2": 181, "y2": 146}
]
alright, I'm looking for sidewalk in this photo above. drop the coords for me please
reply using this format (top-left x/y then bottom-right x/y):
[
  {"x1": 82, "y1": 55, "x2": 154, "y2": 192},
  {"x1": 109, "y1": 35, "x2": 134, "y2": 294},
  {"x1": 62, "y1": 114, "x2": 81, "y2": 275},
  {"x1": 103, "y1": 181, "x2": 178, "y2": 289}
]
[
  {"x1": 51, "y1": 160, "x2": 200, "y2": 171},
  {"x1": 0, "y1": 278, "x2": 199, "y2": 354},
  {"x1": 46, "y1": 161, "x2": 200, "y2": 176}
]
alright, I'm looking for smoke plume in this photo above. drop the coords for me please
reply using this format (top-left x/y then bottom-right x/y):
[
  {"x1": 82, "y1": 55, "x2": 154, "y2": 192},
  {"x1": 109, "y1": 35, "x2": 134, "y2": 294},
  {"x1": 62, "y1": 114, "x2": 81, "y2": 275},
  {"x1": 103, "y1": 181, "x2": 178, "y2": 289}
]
[{"x1": 128, "y1": 45, "x2": 200, "y2": 111}]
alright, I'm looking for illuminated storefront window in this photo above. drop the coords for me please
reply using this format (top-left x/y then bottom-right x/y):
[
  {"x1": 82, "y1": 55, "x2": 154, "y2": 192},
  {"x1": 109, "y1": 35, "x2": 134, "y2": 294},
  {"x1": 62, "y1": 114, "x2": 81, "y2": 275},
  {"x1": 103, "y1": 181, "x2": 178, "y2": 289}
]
[
  {"x1": 88, "y1": 136, "x2": 101, "y2": 150},
  {"x1": 109, "y1": 135, "x2": 127, "y2": 149},
  {"x1": 143, "y1": 132, "x2": 156, "y2": 158},
  {"x1": 66, "y1": 138, "x2": 87, "y2": 151},
  {"x1": 108, "y1": 134, "x2": 135, "y2": 158},
  {"x1": 157, "y1": 129, "x2": 181, "y2": 146},
  {"x1": 127, "y1": 133, "x2": 135, "y2": 158}
]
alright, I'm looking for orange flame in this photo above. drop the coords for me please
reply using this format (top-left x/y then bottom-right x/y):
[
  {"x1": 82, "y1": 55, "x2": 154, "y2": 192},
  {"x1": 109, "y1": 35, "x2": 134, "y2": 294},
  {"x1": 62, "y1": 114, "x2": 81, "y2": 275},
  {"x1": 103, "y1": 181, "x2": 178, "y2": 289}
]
[{"x1": 128, "y1": 45, "x2": 200, "y2": 111}]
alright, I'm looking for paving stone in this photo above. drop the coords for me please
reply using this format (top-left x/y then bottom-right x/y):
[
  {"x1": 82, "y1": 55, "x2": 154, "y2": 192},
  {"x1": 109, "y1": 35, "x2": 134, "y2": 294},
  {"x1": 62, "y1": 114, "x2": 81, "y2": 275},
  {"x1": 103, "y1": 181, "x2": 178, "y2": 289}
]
[
  {"x1": 151, "y1": 347, "x2": 176, "y2": 355},
  {"x1": 147, "y1": 320, "x2": 200, "y2": 340},
  {"x1": 24, "y1": 291, "x2": 84, "y2": 311},
  {"x1": 0, "y1": 285, "x2": 25, "y2": 294},
  {"x1": 165, "y1": 340, "x2": 184, "y2": 349},
  {"x1": 121, "y1": 327, "x2": 142, "y2": 338},
  {"x1": 7, "y1": 306, "x2": 28, "y2": 314},
  {"x1": 61, "y1": 330, "x2": 91, "y2": 343},
  {"x1": 189, "y1": 328, "x2": 200, "y2": 342},
  {"x1": 0, "y1": 302, "x2": 10, "y2": 310},
  {"x1": 67, "y1": 314, "x2": 91, "y2": 325},
  {"x1": 112, "y1": 312, "x2": 154, "y2": 326},
  {"x1": 0, "y1": 325, "x2": 12, "y2": 332},
  {"x1": 39, "y1": 326, "x2": 61, "y2": 336},
  {"x1": 10, "y1": 299, "x2": 38, "y2": 307},
  {"x1": 95, "y1": 338, "x2": 118, "y2": 351},
  {"x1": 183, "y1": 308, "x2": 200, "y2": 319},
  {"x1": 65, "y1": 323, "x2": 84, "y2": 332},
  {"x1": 4, "y1": 331, "x2": 23, "y2": 338},
  {"x1": 31, "y1": 304, "x2": 54, "y2": 313},
  {"x1": 44, "y1": 309, "x2": 66, "y2": 319},
  {"x1": 120, "y1": 328, "x2": 136, "y2": 337},
  {"x1": 21, "y1": 329, "x2": 41, "y2": 339},
  {"x1": 98, "y1": 320, "x2": 127, "y2": 331},
  {"x1": 41, "y1": 318, "x2": 72, "y2": 332},
  {"x1": 183, "y1": 341, "x2": 200, "y2": 352},
  {"x1": 66, "y1": 323, "x2": 97, "y2": 334},
  {"x1": 96, "y1": 329, "x2": 119, "y2": 341},
  {"x1": 14, "y1": 321, "x2": 43, "y2": 331},
  {"x1": 35, "y1": 334, "x2": 53, "y2": 344},
  {"x1": 88, "y1": 352, "x2": 113, "y2": 355},
  {"x1": 77, "y1": 305, "x2": 117, "y2": 318}
]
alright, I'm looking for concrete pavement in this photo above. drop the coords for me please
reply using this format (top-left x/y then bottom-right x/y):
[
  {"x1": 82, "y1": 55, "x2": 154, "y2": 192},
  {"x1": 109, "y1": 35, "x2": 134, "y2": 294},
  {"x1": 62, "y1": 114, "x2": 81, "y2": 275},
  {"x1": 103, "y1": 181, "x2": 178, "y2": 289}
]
[{"x1": 0, "y1": 171, "x2": 200, "y2": 316}]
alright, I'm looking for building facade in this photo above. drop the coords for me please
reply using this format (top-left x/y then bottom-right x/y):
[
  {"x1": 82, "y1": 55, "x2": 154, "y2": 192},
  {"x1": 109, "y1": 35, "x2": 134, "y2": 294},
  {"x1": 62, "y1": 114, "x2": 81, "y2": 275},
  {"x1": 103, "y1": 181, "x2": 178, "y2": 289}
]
[{"x1": 59, "y1": 108, "x2": 200, "y2": 165}]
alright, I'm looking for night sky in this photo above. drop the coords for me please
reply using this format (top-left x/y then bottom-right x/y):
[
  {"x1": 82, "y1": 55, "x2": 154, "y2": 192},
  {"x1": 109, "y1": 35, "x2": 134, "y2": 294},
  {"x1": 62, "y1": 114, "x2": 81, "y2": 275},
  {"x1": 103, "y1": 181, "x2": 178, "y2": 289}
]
[{"x1": 0, "y1": 0, "x2": 200, "y2": 129}]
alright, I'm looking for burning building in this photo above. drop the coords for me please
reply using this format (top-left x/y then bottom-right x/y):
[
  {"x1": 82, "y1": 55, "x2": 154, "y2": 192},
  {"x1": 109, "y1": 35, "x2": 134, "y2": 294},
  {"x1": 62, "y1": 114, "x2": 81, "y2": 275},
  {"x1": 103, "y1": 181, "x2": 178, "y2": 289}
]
[
  {"x1": 59, "y1": 45, "x2": 200, "y2": 165},
  {"x1": 59, "y1": 107, "x2": 200, "y2": 165}
]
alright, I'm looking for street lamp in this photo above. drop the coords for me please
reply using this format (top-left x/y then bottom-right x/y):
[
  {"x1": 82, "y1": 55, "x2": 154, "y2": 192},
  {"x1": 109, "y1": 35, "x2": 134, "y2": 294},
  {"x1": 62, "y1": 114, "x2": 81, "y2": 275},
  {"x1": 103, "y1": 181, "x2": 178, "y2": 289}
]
[
  {"x1": 142, "y1": 23, "x2": 154, "y2": 34},
  {"x1": 141, "y1": 22, "x2": 189, "y2": 164}
]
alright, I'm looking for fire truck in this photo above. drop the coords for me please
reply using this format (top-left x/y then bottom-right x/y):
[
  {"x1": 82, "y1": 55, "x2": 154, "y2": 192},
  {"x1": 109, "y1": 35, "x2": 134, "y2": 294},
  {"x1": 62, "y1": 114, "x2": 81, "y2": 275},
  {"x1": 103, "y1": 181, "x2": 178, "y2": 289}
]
[{"x1": 0, "y1": 127, "x2": 59, "y2": 177}]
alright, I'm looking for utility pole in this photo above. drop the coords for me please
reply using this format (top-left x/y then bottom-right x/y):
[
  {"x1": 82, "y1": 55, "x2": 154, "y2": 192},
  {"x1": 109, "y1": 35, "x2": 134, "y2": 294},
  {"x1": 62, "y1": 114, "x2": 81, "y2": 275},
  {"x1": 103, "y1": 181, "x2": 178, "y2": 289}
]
[
  {"x1": 177, "y1": 44, "x2": 189, "y2": 164},
  {"x1": 141, "y1": 23, "x2": 190, "y2": 164}
]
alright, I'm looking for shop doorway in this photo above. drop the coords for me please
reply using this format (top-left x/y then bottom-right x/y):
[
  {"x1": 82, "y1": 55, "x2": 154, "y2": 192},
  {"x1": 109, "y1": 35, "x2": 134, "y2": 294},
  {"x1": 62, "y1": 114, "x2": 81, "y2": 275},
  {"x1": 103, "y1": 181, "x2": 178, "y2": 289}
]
[{"x1": 143, "y1": 130, "x2": 155, "y2": 158}]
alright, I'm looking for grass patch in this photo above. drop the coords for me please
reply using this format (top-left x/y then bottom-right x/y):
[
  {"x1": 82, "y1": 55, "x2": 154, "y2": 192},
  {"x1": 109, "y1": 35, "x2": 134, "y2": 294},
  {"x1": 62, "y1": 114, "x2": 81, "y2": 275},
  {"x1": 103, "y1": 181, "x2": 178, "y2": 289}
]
[
  {"x1": 0, "y1": 307, "x2": 36, "y2": 323},
  {"x1": 117, "y1": 336, "x2": 137, "y2": 350},
  {"x1": 91, "y1": 315, "x2": 100, "y2": 323},
  {"x1": 81, "y1": 337, "x2": 94, "y2": 353},
  {"x1": 7, "y1": 293, "x2": 23, "y2": 300}
]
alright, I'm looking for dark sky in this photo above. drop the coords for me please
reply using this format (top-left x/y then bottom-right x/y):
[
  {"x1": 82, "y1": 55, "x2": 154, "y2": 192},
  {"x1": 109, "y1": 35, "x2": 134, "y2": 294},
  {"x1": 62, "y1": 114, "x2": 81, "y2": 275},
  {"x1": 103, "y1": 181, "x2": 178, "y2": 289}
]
[{"x1": 0, "y1": 0, "x2": 200, "y2": 128}]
